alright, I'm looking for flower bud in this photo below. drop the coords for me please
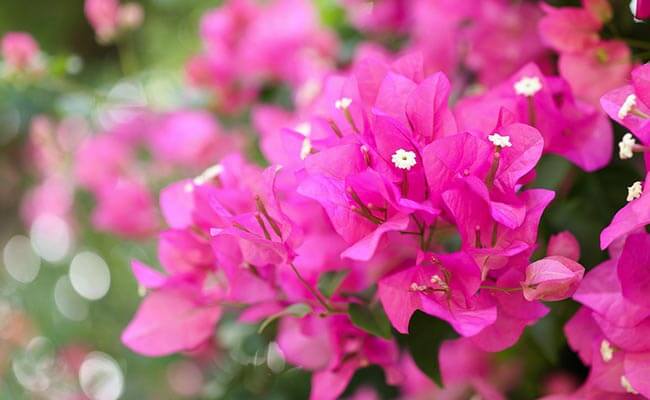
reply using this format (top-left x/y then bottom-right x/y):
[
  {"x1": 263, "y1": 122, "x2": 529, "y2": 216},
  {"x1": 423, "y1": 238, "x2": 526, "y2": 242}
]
[{"x1": 522, "y1": 256, "x2": 585, "y2": 301}]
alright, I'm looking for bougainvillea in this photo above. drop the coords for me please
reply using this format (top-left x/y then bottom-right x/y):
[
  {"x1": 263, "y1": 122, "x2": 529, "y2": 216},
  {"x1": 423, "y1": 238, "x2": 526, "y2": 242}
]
[{"x1": 3, "y1": 0, "x2": 650, "y2": 398}]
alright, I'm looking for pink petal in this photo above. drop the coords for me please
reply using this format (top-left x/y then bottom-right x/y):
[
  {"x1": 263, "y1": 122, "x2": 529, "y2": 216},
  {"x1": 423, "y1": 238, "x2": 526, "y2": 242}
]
[
  {"x1": 617, "y1": 233, "x2": 650, "y2": 309},
  {"x1": 624, "y1": 352, "x2": 650, "y2": 397},
  {"x1": 122, "y1": 288, "x2": 221, "y2": 356},
  {"x1": 340, "y1": 214, "x2": 410, "y2": 261},
  {"x1": 547, "y1": 231, "x2": 581, "y2": 261}
]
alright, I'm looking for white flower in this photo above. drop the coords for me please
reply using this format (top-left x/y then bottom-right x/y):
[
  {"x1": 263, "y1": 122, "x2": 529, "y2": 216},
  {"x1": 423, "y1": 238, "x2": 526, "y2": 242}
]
[
  {"x1": 409, "y1": 282, "x2": 427, "y2": 292},
  {"x1": 627, "y1": 181, "x2": 643, "y2": 202},
  {"x1": 193, "y1": 164, "x2": 224, "y2": 186},
  {"x1": 391, "y1": 148, "x2": 417, "y2": 170},
  {"x1": 335, "y1": 97, "x2": 352, "y2": 110},
  {"x1": 300, "y1": 137, "x2": 312, "y2": 160},
  {"x1": 618, "y1": 94, "x2": 637, "y2": 119},
  {"x1": 618, "y1": 133, "x2": 636, "y2": 159},
  {"x1": 488, "y1": 133, "x2": 512, "y2": 148},
  {"x1": 514, "y1": 76, "x2": 542, "y2": 97},
  {"x1": 620, "y1": 376, "x2": 638, "y2": 394},
  {"x1": 600, "y1": 340, "x2": 614, "y2": 362}
]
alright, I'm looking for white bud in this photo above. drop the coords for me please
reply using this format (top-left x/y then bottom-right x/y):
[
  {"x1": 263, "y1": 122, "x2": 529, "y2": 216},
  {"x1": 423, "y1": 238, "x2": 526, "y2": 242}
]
[{"x1": 514, "y1": 76, "x2": 542, "y2": 97}]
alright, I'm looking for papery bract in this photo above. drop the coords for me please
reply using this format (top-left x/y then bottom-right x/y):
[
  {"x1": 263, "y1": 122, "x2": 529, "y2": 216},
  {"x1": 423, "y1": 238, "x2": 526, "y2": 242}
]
[{"x1": 522, "y1": 256, "x2": 585, "y2": 301}]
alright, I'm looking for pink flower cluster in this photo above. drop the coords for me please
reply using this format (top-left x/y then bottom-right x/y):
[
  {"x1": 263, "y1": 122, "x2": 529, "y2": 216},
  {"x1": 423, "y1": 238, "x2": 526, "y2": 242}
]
[
  {"x1": 185, "y1": 0, "x2": 337, "y2": 112},
  {"x1": 74, "y1": 110, "x2": 243, "y2": 238},
  {"x1": 84, "y1": 0, "x2": 144, "y2": 43},
  {"x1": 121, "y1": 50, "x2": 602, "y2": 399},
  {"x1": 558, "y1": 63, "x2": 650, "y2": 399},
  {"x1": 539, "y1": 0, "x2": 632, "y2": 105}
]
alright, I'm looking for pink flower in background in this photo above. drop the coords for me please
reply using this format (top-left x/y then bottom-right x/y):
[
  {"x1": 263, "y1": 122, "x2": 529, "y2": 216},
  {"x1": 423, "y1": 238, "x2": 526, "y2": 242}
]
[
  {"x1": 341, "y1": 0, "x2": 410, "y2": 34},
  {"x1": 84, "y1": 0, "x2": 120, "y2": 42},
  {"x1": 539, "y1": 2, "x2": 602, "y2": 53},
  {"x1": 148, "y1": 110, "x2": 240, "y2": 168},
  {"x1": 84, "y1": 0, "x2": 143, "y2": 43},
  {"x1": 1, "y1": 32, "x2": 41, "y2": 73},
  {"x1": 188, "y1": 0, "x2": 337, "y2": 113},
  {"x1": 91, "y1": 179, "x2": 158, "y2": 238},
  {"x1": 558, "y1": 40, "x2": 632, "y2": 106},
  {"x1": 539, "y1": 0, "x2": 630, "y2": 105},
  {"x1": 547, "y1": 231, "x2": 581, "y2": 261}
]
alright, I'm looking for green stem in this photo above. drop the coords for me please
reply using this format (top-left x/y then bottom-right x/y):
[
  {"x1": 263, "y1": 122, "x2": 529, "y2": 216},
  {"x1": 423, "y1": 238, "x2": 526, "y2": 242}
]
[{"x1": 289, "y1": 263, "x2": 333, "y2": 312}]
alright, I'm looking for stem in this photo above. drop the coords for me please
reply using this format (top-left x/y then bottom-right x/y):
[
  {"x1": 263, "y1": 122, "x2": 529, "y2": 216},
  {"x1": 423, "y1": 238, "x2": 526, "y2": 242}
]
[
  {"x1": 401, "y1": 170, "x2": 409, "y2": 198},
  {"x1": 290, "y1": 263, "x2": 332, "y2": 312},
  {"x1": 117, "y1": 39, "x2": 138, "y2": 76},
  {"x1": 527, "y1": 96, "x2": 536, "y2": 127},
  {"x1": 344, "y1": 108, "x2": 361, "y2": 134},
  {"x1": 479, "y1": 285, "x2": 522, "y2": 293},
  {"x1": 485, "y1": 150, "x2": 501, "y2": 189}
]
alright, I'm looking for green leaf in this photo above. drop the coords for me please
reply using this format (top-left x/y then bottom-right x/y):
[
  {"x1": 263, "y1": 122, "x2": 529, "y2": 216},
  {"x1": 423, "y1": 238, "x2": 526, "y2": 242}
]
[
  {"x1": 348, "y1": 302, "x2": 392, "y2": 339},
  {"x1": 317, "y1": 270, "x2": 349, "y2": 298},
  {"x1": 400, "y1": 311, "x2": 457, "y2": 386},
  {"x1": 258, "y1": 303, "x2": 312, "y2": 333}
]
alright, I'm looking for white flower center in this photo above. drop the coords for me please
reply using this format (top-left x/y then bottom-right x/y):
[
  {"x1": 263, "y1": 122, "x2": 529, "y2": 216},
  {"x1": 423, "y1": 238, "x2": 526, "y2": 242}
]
[
  {"x1": 335, "y1": 97, "x2": 352, "y2": 110},
  {"x1": 300, "y1": 137, "x2": 312, "y2": 160},
  {"x1": 618, "y1": 133, "x2": 636, "y2": 159},
  {"x1": 409, "y1": 282, "x2": 427, "y2": 292},
  {"x1": 514, "y1": 76, "x2": 542, "y2": 97},
  {"x1": 391, "y1": 148, "x2": 417, "y2": 170},
  {"x1": 488, "y1": 133, "x2": 512, "y2": 148},
  {"x1": 618, "y1": 94, "x2": 637, "y2": 119},
  {"x1": 600, "y1": 340, "x2": 614, "y2": 362},
  {"x1": 621, "y1": 376, "x2": 638, "y2": 394},
  {"x1": 192, "y1": 164, "x2": 224, "y2": 187},
  {"x1": 627, "y1": 181, "x2": 643, "y2": 202}
]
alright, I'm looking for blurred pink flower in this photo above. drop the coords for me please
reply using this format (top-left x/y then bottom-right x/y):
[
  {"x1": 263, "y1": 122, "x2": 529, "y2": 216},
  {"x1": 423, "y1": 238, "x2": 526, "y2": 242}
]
[
  {"x1": 547, "y1": 231, "x2": 581, "y2": 261},
  {"x1": 85, "y1": 0, "x2": 120, "y2": 42},
  {"x1": 1, "y1": 32, "x2": 41, "y2": 73}
]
